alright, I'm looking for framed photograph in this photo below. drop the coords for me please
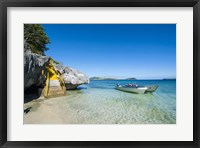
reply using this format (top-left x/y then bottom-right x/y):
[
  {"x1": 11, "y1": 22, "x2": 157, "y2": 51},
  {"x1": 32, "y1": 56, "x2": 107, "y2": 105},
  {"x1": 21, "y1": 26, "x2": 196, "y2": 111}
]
[{"x1": 0, "y1": 0, "x2": 200, "y2": 147}]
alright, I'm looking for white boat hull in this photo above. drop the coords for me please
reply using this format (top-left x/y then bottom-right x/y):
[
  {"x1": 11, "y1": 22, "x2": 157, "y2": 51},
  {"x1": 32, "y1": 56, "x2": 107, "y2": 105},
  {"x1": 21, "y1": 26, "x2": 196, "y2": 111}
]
[
  {"x1": 115, "y1": 86, "x2": 147, "y2": 94},
  {"x1": 145, "y1": 85, "x2": 159, "y2": 93}
]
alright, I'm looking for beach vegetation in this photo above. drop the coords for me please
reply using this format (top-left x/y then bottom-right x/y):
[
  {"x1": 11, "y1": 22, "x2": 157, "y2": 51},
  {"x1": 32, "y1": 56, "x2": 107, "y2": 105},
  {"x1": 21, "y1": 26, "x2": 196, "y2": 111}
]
[{"x1": 24, "y1": 24, "x2": 50, "y2": 55}]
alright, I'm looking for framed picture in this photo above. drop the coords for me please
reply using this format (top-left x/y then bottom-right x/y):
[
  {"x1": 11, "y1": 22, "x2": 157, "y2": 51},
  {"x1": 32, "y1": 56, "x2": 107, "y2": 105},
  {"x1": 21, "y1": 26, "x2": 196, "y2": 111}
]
[{"x1": 0, "y1": 0, "x2": 199, "y2": 147}]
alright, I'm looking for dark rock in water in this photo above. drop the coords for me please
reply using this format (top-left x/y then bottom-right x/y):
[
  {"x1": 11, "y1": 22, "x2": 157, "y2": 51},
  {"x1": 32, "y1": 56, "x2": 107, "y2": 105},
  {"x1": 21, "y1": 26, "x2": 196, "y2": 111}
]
[
  {"x1": 53, "y1": 63, "x2": 89, "y2": 89},
  {"x1": 24, "y1": 51, "x2": 50, "y2": 90},
  {"x1": 65, "y1": 84, "x2": 80, "y2": 90}
]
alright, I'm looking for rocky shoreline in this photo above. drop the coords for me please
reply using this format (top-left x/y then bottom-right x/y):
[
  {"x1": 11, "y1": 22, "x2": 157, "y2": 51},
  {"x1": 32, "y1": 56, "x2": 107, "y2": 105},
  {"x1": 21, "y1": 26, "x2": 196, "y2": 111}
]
[{"x1": 24, "y1": 46, "x2": 89, "y2": 101}]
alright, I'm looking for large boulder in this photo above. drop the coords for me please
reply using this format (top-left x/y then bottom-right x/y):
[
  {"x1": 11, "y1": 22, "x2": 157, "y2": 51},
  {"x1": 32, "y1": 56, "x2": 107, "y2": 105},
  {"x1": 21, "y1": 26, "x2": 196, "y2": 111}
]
[
  {"x1": 53, "y1": 63, "x2": 89, "y2": 89},
  {"x1": 24, "y1": 51, "x2": 50, "y2": 90},
  {"x1": 24, "y1": 40, "x2": 89, "y2": 91}
]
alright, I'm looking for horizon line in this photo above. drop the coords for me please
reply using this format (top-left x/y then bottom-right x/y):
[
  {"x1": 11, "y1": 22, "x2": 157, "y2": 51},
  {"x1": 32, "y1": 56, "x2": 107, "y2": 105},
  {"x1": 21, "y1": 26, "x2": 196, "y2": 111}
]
[
  {"x1": 89, "y1": 77, "x2": 176, "y2": 80},
  {"x1": 89, "y1": 76, "x2": 176, "y2": 79}
]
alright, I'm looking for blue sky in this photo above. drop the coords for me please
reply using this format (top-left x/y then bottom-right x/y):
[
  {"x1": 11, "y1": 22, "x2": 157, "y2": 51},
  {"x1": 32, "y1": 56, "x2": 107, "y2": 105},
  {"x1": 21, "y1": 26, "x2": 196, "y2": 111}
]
[{"x1": 42, "y1": 24, "x2": 176, "y2": 79}]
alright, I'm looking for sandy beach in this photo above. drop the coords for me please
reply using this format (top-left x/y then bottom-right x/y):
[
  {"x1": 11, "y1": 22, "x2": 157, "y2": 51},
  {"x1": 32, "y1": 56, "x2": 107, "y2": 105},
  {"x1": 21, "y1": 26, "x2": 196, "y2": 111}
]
[{"x1": 24, "y1": 96, "x2": 75, "y2": 124}]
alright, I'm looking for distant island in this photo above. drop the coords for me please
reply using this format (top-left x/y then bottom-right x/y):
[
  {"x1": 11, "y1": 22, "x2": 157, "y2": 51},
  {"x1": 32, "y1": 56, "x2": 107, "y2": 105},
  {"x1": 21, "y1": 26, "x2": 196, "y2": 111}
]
[
  {"x1": 90, "y1": 77, "x2": 137, "y2": 80},
  {"x1": 163, "y1": 78, "x2": 176, "y2": 80},
  {"x1": 90, "y1": 77, "x2": 118, "y2": 80},
  {"x1": 126, "y1": 77, "x2": 137, "y2": 80},
  {"x1": 90, "y1": 77, "x2": 176, "y2": 81}
]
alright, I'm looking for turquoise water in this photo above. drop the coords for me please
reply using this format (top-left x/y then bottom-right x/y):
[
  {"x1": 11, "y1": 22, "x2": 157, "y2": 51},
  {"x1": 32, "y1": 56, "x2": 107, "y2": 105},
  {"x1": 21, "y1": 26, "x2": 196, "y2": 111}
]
[{"x1": 59, "y1": 80, "x2": 176, "y2": 124}]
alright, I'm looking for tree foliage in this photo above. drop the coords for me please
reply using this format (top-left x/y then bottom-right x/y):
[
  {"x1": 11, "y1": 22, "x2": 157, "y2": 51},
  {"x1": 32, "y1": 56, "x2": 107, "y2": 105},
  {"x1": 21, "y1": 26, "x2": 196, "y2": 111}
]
[{"x1": 24, "y1": 24, "x2": 50, "y2": 55}]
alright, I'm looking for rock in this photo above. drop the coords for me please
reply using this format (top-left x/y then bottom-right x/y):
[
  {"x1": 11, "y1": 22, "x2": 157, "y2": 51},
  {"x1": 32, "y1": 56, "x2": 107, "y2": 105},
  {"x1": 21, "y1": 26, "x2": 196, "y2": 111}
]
[
  {"x1": 24, "y1": 49, "x2": 89, "y2": 91},
  {"x1": 53, "y1": 63, "x2": 89, "y2": 89},
  {"x1": 24, "y1": 51, "x2": 50, "y2": 90}
]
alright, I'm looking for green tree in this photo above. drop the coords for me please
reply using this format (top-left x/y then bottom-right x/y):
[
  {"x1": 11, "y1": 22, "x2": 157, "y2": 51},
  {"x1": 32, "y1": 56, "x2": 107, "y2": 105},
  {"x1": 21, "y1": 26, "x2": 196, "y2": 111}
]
[{"x1": 24, "y1": 24, "x2": 50, "y2": 55}]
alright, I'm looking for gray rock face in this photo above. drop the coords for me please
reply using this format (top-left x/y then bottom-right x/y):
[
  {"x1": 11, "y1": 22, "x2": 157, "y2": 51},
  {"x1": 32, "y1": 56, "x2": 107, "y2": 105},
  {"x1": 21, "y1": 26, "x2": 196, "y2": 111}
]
[
  {"x1": 53, "y1": 64, "x2": 89, "y2": 89},
  {"x1": 24, "y1": 48, "x2": 89, "y2": 91},
  {"x1": 24, "y1": 51, "x2": 50, "y2": 90}
]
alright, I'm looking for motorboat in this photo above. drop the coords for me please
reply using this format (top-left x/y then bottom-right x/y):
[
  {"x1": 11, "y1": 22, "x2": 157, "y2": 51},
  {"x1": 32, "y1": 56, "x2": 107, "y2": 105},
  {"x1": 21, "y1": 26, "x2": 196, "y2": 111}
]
[
  {"x1": 115, "y1": 85, "x2": 147, "y2": 94},
  {"x1": 115, "y1": 84, "x2": 158, "y2": 94}
]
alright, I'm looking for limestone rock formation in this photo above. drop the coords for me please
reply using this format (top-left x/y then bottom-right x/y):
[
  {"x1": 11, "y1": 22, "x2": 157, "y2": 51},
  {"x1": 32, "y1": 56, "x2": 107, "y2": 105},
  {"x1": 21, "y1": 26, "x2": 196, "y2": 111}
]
[
  {"x1": 53, "y1": 63, "x2": 89, "y2": 89},
  {"x1": 24, "y1": 43, "x2": 89, "y2": 92},
  {"x1": 24, "y1": 50, "x2": 50, "y2": 90}
]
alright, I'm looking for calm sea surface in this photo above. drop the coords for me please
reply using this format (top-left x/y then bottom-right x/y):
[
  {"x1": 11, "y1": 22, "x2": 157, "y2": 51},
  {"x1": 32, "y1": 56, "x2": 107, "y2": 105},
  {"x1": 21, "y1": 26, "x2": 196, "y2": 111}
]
[{"x1": 57, "y1": 80, "x2": 176, "y2": 124}]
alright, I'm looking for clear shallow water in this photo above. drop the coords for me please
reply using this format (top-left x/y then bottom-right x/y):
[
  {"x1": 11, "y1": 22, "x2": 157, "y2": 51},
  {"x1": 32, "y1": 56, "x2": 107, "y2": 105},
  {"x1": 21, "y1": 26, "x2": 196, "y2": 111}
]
[{"x1": 57, "y1": 80, "x2": 176, "y2": 124}]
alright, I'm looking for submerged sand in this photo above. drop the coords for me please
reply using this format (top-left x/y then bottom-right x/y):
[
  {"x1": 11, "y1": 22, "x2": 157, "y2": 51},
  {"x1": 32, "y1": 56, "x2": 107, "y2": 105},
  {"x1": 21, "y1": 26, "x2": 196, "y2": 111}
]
[{"x1": 24, "y1": 85, "x2": 176, "y2": 124}]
